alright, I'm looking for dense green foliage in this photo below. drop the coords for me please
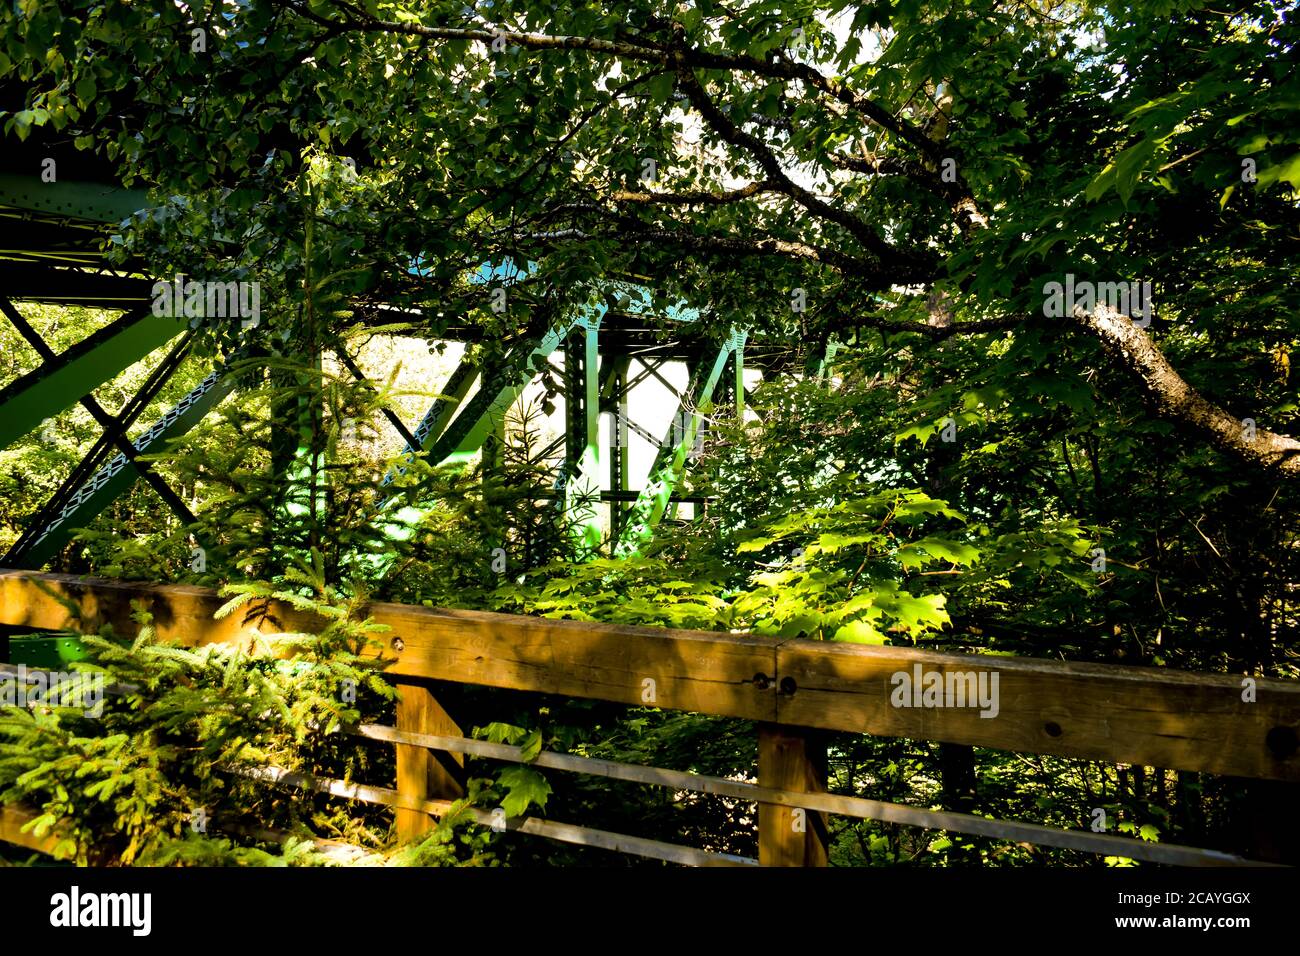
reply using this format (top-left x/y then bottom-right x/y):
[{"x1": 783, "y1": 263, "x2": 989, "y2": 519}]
[{"x1": 1, "y1": 0, "x2": 1298, "y2": 865}]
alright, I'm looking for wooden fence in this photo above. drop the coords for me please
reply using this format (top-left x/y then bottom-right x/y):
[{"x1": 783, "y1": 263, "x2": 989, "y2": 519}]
[{"x1": 1, "y1": 569, "x2": 1297, "y2": 866}]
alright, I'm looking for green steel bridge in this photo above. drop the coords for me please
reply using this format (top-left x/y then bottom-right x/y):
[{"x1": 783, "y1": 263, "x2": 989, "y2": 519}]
[{"x1": 0, "y1": 137, "x2": 816, "y2": 582}]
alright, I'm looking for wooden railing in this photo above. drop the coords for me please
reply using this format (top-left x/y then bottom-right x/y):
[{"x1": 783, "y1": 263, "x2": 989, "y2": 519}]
[{"x1": 2, "y1": 569, "x2": 1298, "y2": 866}]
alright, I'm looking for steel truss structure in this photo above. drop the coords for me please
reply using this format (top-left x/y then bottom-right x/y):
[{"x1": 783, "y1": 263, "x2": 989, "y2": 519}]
[{"x1": 0, "y1": 164, "x2": 797, "y2": 573}]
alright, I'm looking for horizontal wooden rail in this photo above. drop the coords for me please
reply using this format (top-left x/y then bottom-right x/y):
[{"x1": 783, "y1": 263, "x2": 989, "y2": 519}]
[
  {"x1": 0, "y1": 802, "x2": 386, "y2": 865},
  {"x1": 353, "y1": 724, "x2": 1266, "y2": 867},
  {"x1": 4, "y1": 667, "x2": 1257, "y2": 865},
  {"x1": 240, "y1": 765, "x2": 756, "y2": 867},
  {"x1": 2, "y1": 570, "x2": 1299, "y2": 782},
  {"x1": 0, "y1": 805, "x2": 59, "y2": 856}
]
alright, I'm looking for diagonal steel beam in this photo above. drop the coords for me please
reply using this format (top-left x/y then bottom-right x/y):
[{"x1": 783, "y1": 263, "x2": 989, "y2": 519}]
[
  {"x1": 622, "y1": 415, "x2": 662, "y2": 448},
  {"x1": 333, "y1": 342, "x2": 420, "y2": 451},
  {"x1": 4, "y1": 366, "x2": 234, "y2": 568},
  {"x1": 423, "y1": 318, "x2": 580, "y2": 471},
  {"x1": 377, "y1": 357, "x2": 477, "y2": 493},
  {"x1": 372, "y1": 316, "x2": 581, "y2": 556},
  {"x1": 5, "y1": 329, "x2": 198, "y2": 562},
  {"x1": 614, "y1": 330, "x2": 745, "y2": 557},
  {"x1": 0, "y1": 296, "x2": 196, "y2": 524},
  {"x1": 0, "y1": 300, "x2": 186, "y2": 449}
]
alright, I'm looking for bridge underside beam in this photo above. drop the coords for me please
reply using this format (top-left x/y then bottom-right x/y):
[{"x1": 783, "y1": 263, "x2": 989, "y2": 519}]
[
  {"x1": 4, "y1": 366, "x2": 233, "y2": 568},
  {"x1": 0, "y1": 173, "x2": 149, "y2": 225},
  {"x1": 0, "y1": 299, "x2": 185, "y2": 450}
]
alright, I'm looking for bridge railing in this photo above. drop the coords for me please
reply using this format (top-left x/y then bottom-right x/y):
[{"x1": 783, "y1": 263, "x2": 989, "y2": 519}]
[{"x1": 1, "y1": 570, "x2": 1297, "y2": 866}]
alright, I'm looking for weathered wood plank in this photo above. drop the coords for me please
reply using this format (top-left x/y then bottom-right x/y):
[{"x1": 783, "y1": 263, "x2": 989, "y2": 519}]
[
  {"x1": 757, "y1": 724, "x2": 829, "y2": 866},
  {"x1": 244, "y1": 765, "x2": 756, "y2": 867},
  {"x1": 354, "y1": 724, "x2": 1268, "y2": 866},
  {"x1": 776, "y1": 643, "x2": 1300, "y2": 782},
  {"x1": 0, "y1": 805, "x2": 59, "y2": 856},
  {"x1": 0, "y1": 569, "x2": 320, "y2": 648},
  {"x1": 371, "y1": 600, "x2": 779, "y2": 719},
  {"x1": 394, "y1": 679, "x2": 464, "y2": 841},
  {"x1": 5, "y1": 570, "x2": 1300, "y2": 781},
  {"x1": 0, "y1": 570, "x2": 779, "y2": 722}
]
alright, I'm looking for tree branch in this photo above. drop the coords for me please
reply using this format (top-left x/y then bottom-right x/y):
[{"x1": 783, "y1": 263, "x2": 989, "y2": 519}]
[
  {"x1": 1073, "y1": 305, "x2": 1300, "y2": 477},
  {"x1": 299, "y1": 3, "x2": 936, "y2": 157},
  {"x1": 675, "y1": 67, "x2": 929, "y2": 277},
  {"x1": 609, "y1": 180, "x2": 777, "y2": 205}
]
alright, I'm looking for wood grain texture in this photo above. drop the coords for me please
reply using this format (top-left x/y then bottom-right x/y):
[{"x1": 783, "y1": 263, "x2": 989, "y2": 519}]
[
  {"x1": 4, "y1": 570, "x2": 1299, "y2": 780},
  {"x1": 776, "y1": 642, "x2": 1300, "y2": 781},
  {"x1": 0, "y1": 570, "x2": 780, "y2": 722},
  {"x1": 394, "y1": 680, "x2": 463, "y2": 841},
  {"x1": 757, "y1": 724, "x2": 828, "y2": 866}
]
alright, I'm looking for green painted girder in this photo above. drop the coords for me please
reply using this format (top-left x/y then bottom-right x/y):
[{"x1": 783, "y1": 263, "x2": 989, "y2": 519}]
[
  {"x1": 0, "y1": 306, "x2": 186, "y2": 449},
  {"x1": 0, "y1": 174, "x2": 148, "y2": 225},
  {"x1": 615, "y1": 329, "x2": 746, "y2": 557},
  {"x1": 13, "y1": 367, "x2": 234, "y2": 568},
  {"x1": 424, "y1": 317, "x2": 580, "y2": 471},
  {"x1": 4, "y1": 634, "x2": 92, "y2": 669},
  {"x1": 605, "y1": 357, "x2": 631, "y2": 540},
  {"x1": 375, "y1": 316, "x2": 581, "y2": 549},
  {"x1": 809, "y1": 337, "x2": 841, "y2": 381},
  {"x1": 378, "y1": 357, "x2": 477, "y2": 493},
  {"x1": 562, "y1": 307, "x2": 605, "y2": 558},
  {"x1": 734, "y1": 329, "x2": 747, "y2": 418}
]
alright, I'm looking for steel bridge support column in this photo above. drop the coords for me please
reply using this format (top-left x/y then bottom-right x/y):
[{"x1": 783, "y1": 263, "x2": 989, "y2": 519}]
[
  {"x1": 604, "y1": 357, "x2": 630, "y2": 541},
  {"x1": 614, "y1": 333, "x2": 739, "y2": 557},
  {"x1": 732, "y1": 328, "x2": 747, "y2": 418},
  {"x1": 562, "y1": 310, "x2": 602, "y2": 559}
]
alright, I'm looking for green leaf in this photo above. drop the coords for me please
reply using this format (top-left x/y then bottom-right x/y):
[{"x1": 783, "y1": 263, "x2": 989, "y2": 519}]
[
  {"x1": 645, "y1": 71, "x2": 675, "y2": 107},
  {"x1": 1086, "y1": 137, "x2": 1157, "y2": 205},
  {"x1": 497, "y1": 766, "x2": 551, "y2": 817},
  {"x1": 518, "y1": 729, "x2": 543, "y2": 763},
  {"x1": 905, "y1": 537, "x2": 980, "y2": 565},
  {"x1": 834, "y1": 619, "x2": 887, "y2": 644},
  {"x1": 1256, "y1": 152, "x2": 1300, "y2": 189}
]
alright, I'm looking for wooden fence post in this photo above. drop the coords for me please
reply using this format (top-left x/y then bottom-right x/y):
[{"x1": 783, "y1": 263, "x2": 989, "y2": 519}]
[
  {"x1": 1237, "y1": 777, "x2": 1300, "y2": 864},
  {"x1": 394, "y1": 679, "x2": 465, "y2": 842},
  {"x1": 757, "y1": 723, "x2": 829, "y2": 866}
]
